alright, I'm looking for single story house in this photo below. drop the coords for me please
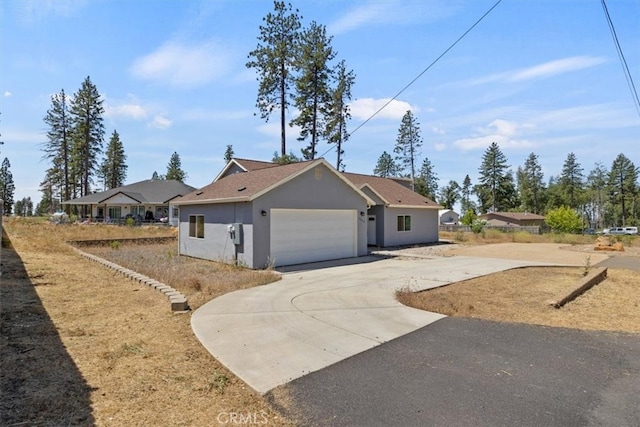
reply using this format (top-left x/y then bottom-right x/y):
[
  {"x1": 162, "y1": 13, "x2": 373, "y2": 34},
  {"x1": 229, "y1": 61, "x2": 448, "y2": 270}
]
[
  {"x1": 63, "y1": 179, "x2": 196, "y2": 226},
  {"x1": 174, "y1": 158, "x2": 441, "y2": 268},
  {"x1": 479, "y1": 212, "x2": 545, "y2": 227},
  {"x1": 439, "y1": 209, "x2": 460, "y2": 225}
]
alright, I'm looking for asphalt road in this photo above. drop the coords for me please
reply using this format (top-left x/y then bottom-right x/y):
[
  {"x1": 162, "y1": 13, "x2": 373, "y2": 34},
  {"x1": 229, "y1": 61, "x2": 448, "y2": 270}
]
[{"x1": 272, "y1": 318, "x2": 640, "y2": 427}]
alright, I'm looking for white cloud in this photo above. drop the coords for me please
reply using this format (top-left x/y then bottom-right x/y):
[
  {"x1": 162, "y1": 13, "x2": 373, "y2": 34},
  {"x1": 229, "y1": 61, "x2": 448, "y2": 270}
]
[
  {"x1": 509, "y1": 56, "x2": 606, "y2": 82},
  {"x1": 434, "y1": 143, "x2": 447, "y2": 152},
  {"x1": 130, "y1": 40, "x2": 231, "y2": 87},
  {"x1": 329, "y1": 0, "x2": 457, "y2": 35},
  {"x1": 453, "y1": 119, "x2": 535, "y2": 151},
  {"x1": 350, "y1": 98, "x2": 415, "y2": 121},
  {"x1": 149, "y1": 115, "x2": 172, "y2": 129},
  {"x1": 4, "y1": 91, "x2": 12, "y2": 97},
  {"x1": 105, "y1": 103, "x2": 147, "y2": 120}
]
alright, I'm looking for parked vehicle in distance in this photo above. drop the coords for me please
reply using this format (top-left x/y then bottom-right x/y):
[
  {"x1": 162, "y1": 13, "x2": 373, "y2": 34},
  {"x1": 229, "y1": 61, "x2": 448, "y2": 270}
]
[
  {"x1": 583, "y1": 228, "x2": 596, "y2": 235},
  {"x1": 607, "y1": 226, "x2": 638, "y2": 235}
]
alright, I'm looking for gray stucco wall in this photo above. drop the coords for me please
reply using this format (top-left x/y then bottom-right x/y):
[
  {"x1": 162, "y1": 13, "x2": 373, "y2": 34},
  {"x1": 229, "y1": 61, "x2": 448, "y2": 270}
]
[
  {"x1": 381, "y1": 207, "x2": 439, "y2": 247},
  {"x1": 178, "y1": 202, "x2": 255, "y2": 267}
]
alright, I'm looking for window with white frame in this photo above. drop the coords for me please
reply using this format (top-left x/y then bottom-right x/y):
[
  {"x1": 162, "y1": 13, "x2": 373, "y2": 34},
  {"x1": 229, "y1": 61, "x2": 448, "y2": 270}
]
[
  {"x1": 189, "y1": 215, "x2": 204, "y2": 238},
  {"x1": 397, "y1": 215, "x2": 411, "y2": 232}
]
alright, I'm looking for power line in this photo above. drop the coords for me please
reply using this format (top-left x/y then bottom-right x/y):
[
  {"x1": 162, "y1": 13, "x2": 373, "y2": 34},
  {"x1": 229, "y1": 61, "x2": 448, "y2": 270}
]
[
  {"x1": 600, "y1": 0, "x2": 640, "y2": 119},
  {"x1": 319, "y1": 0, "x2": 504, "y2": 159}
]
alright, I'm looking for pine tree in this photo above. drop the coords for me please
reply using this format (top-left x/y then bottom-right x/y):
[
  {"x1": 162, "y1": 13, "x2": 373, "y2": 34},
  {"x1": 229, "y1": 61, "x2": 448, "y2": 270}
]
[
  {"x1": 608, "y1": 153, "x2": 638, "y2": 226},
  {"x1": 414, "y1": 157, "x2": 438, "y2": 200},
  {"x1": 394, "y1": 110, "x2": 422, "y2": 188},
  {"x1": 42, "y1": 89, "x2": 72, "y2": 208},
  {"x1": 324, "y1": 60, "x2": 354, "y2": 171},
  {"x1": 246, "y1": 1, "x2": 302, "y2": 157},
  {"x1": 291, "y1": 21, "x2": 336, "y2": 160},
  {"x1": 460, "y1": 175, "x2": 475, "y2": 214},
  {"x1": 559, "y1": 152, "x2": 584, "y2": 209},
  {"x1": 0, "y1": 157, "x2": 15, "y2": 214},
  {"x1": 477, "y1": 142, "x2": 510, "y2": 213},
  {"x1": 373, "y1": 151, "x2": 399, "y2": 178},
  {"x1": 224, "y1": 145, "x2": 234, "y2": 163},
  {"x1": 38, "y1": 171, "x2": 61, "y2": 215},
  {"x1": 272, "y1": 150, "x2": 301, "y2": 165},
  {"x1": 517, "y1": 152, "x2": 545, "y2": 214},
  {"x1": 70, "y1": 76, "x2": 105, "y2": 197},
  {"x1": 165, "y1": 152, "x2": 187, "y2": 182},
  {"x1": 100, "y1": 130, "x2": 127, "y2": 190}
]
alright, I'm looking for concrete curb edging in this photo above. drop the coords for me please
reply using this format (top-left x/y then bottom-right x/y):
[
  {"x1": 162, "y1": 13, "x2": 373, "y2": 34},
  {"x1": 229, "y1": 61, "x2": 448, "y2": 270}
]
[
  {"x1": 550, "y1": 266, "x2": 608, "y2": 309},
  {"x1": 70, "y1": 246, "x2": 190, "y2": 312}
]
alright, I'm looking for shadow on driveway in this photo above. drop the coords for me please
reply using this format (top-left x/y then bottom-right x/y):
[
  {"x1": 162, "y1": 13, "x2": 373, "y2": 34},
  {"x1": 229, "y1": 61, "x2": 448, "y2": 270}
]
[{"x1": 0, "y1": 230, "x2": 95, "y2": 426}]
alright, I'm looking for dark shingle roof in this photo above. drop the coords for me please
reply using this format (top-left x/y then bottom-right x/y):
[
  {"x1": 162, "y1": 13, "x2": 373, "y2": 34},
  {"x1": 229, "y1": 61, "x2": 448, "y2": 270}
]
[
  {"x1": 343, "y1": 172, "x2": 440, "y2": 208},
  {"x1": 63, "y1": 179, "x2": 196, "y2": 205}
]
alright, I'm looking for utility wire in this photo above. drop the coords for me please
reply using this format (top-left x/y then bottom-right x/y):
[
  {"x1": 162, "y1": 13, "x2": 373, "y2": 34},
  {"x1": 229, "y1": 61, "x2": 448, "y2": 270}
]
[
  {"x1": 319, "y1": 0, "x2": 504, "y2": 159},
  {"x1": 600, "y1": 0, "x2": 640, "y2": 120}
]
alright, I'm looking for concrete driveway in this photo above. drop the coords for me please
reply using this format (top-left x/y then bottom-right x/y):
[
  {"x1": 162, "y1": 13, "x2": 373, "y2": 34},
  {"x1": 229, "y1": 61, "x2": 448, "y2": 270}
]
[{"x1": 191, "y1": 254, "x2": 549, "y2": 394}]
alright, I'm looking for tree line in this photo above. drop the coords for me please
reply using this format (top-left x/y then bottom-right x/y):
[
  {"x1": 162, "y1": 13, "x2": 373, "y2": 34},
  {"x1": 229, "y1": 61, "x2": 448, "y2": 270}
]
[
  {"x1": 37, "y1": 76, "x2": 186, "y2": 216},
  {"x1": 373, "y1": 110, "x2": 639, "y2": 228}
]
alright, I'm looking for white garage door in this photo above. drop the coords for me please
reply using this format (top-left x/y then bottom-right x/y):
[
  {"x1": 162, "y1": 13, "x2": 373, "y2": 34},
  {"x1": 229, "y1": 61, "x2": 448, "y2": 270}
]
[{"x1": 270, "y1": 209, "x2": 357, "y2": 266}]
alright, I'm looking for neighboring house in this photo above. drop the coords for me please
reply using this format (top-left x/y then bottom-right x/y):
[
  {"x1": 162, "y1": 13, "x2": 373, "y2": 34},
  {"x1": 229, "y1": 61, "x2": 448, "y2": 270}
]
[
  {"x1": 439, "y1": 209, "x2": 460, "y2": 225},
  {"x1": 479, "y1": 212, "x2": 545, "y2": 227},
  {"x1": 175, "y1": 158, "x2": 442, "y2": 268},
  {"x1": 62, "y1": 179, "x2": 196, "y2": 226}
]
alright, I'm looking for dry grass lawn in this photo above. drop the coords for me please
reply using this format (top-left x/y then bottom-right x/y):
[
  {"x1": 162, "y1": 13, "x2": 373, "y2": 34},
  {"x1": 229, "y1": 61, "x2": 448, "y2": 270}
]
[
  {"x1": 1, "y1": 218, "x2": 292, "y2": 427},
  {"x1": 399, "y1": 231, "x2": 640, "y2": 333}
]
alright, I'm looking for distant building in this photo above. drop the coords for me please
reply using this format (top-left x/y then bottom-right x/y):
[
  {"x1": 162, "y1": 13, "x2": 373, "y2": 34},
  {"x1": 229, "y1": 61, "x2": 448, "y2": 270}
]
[{"x1": 439, "y1": 209, "x2": 460, "y2": 225}]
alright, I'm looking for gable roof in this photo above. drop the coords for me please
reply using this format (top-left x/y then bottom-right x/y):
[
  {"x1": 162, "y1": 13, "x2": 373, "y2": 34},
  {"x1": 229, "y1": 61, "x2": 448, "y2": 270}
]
[
  {"x1": 62, "y1": 179, "x2": 197, "y2": 205},
  {"x1": 343, "y1": 172, "x2": 441, "y2": 209},
  {"x1": 213, "y1": 158, "x2": 279, "y2": 182},
  {"x1": 177, "y1": 158, "x2": 374, "y2": 206}
]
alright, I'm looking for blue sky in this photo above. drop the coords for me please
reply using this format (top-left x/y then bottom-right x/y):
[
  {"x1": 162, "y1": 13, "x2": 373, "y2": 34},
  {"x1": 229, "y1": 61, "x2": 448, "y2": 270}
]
[{"x1": 1, "y1": 0, "x2": 639, "y2": 207}]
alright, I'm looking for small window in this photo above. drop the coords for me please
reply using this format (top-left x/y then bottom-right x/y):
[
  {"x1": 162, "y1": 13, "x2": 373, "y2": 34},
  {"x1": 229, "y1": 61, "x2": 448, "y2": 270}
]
[
  {"x1": 189, "y1": 215, "x2": 204, "y2": 238},
  {"x1": 172, "y1": 207, "x2": 179, "y2": 217},
  {"x1": 397, "y1": 215, "x2": 411, "y2": 232}
]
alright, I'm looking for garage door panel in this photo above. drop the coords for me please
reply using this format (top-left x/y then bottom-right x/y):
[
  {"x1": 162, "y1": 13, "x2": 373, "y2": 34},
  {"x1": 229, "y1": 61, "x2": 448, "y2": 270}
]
[{"x1": 271, "y1": 209, "x2": 356, "y2": 266}]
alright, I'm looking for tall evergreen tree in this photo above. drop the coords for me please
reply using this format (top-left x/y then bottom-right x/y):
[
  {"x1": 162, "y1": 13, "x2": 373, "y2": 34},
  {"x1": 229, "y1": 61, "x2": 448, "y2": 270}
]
[
  {"x1": 272, "y1": 150, "x2": 302, "y2": 165},
  {"x1": 394, "y1": 110, "x2": 422, "y2": 188},
  {"x1": 477, "y1": 142, "x2": 510, "y2": 213},
  {"x1": 224, "y1": 145, "x2": 234, "y2": 163},
  {"x1": 70, "y1": 76, "x2": 105, "y2": 197},
  {"x1": 460, "y1": 174, "x2": 475, "y2": 214},
  {"x1": 438, "y1": 180, "x2": 461, "y2": 209},
  {"x1": 324, "y1": 60, "x2": 354, "y2": 171},
  {"x1": 0, "y1": 157, "x2": 15, "y2": 214},
  {"x1": 38, "y1": 171, "x2": 61, "y2": 215},
  {"x1": 14, "y1": 197, "x2": 33, "y2": 216},
  {"x1": 414, "y1": 157, "x2": 438, "y2": 200},
  {"x1": 373, "y1": 151, "x2": 399, "y2": 178},
  {"x1": 100, "y1": 130, "x2": 127, "y2": 190},
  {"x1": 559, "y1": 152, "x2": 584, "y2": 209},
  {"x1": 517, "y1": 152, "x2": 545, "y2": 214},
  {"x1": 291, "y1": 21, "x2": 336, "y2": 160},
  {"x1": 608, "y1": 153, "x2": 638, "y2": 226},
  {"x1": 42, "y1": 89, "x2": 72, "y2": 209},
  {"x1": 246, "y1": 1, "x2": 302, "y2": 157},
  {"x1": 165, "y1": 152, "x2": 187, "y2": 182}
]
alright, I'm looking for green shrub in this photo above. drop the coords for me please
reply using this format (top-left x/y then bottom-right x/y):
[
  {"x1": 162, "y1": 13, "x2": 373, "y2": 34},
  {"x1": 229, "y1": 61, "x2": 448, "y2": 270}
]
[
  {"x1": 470, "y1": 219, "x2": 485, "y2": 234},
  {"x1": 110, "y1": 241, "x2": 120, "y2": 250},
  {"x1": 125, "y1": 217, "x2": 134, "y2": 227}
]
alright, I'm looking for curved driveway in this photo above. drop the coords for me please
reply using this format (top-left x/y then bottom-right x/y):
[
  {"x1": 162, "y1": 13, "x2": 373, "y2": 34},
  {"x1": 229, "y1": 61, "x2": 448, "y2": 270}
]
[{"x1": 191, "y1": 254, "x2": 550, "y2": 394}]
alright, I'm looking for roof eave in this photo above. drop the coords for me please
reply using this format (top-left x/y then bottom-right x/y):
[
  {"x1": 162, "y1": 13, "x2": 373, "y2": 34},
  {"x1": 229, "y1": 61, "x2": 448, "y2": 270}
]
[{"x1": 175, "y1": 196, "x2": 250, "y2": 205}]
